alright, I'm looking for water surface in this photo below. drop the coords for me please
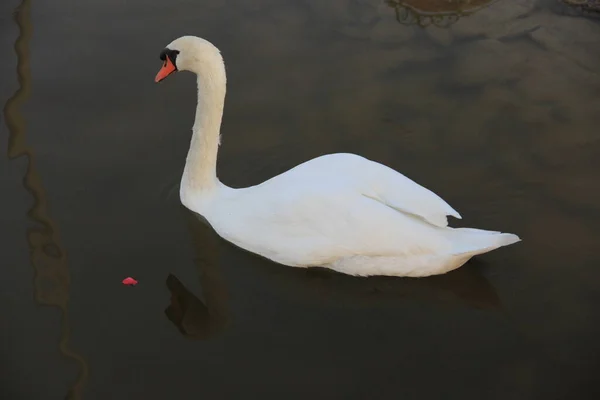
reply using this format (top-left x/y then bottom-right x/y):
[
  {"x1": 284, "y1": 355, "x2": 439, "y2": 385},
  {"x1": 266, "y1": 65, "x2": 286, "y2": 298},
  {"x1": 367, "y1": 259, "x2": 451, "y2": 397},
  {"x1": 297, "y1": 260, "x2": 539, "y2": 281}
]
[{"x1": 2, "y1": 0, "x2": 600, "y2": 399}]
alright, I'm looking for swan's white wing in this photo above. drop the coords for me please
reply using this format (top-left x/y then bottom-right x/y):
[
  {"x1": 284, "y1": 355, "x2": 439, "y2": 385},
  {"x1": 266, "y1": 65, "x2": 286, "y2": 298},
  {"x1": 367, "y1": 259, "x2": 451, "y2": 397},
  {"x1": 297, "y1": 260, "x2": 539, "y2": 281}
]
[
  {"x1": 211, "y1": 182, "x2": 452, "y2": 267},
  {"x1": 354, "y1": 156, "x2": 462, "y2": 228},
  {"x1": 269, "y1": 153, "x2": 461, "y2": 228}
]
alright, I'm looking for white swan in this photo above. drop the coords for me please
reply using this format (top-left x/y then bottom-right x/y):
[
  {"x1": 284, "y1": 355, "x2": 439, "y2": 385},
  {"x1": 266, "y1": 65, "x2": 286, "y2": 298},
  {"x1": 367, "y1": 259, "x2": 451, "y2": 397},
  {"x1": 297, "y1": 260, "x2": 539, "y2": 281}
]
[{"x1": 154, "y1": 36, "x2": 520, "y2": 278}]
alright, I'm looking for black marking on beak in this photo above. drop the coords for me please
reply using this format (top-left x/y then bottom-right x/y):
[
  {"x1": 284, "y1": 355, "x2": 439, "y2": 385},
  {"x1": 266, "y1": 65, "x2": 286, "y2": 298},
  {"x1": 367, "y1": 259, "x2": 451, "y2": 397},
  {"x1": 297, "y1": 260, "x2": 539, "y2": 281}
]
[{"x1": 159, "y1": 48, "x2": 180, "y2": 70}]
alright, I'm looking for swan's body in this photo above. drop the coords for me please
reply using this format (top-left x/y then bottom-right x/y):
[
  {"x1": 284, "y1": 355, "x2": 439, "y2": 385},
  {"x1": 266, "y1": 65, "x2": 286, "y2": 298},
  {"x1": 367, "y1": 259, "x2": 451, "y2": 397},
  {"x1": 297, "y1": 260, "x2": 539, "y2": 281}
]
[{"x1": 156, "y1": 36, "x2": 520, "y2": 278}]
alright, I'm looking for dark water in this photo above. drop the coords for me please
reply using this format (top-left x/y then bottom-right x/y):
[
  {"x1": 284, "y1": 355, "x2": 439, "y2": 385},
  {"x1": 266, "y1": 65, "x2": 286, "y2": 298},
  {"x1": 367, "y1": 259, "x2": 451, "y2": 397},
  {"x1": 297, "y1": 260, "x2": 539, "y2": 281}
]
[{"x1": 2, "y1": 0, "x2": 600, "y2": 399}]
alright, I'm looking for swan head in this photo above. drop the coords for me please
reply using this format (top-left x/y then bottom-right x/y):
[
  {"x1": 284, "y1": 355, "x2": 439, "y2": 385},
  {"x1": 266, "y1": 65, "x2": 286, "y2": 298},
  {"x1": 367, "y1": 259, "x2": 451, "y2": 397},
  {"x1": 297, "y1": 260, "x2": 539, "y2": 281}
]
[{"x1": 155, "y1": 36, "x2": 224, "y2": 83}]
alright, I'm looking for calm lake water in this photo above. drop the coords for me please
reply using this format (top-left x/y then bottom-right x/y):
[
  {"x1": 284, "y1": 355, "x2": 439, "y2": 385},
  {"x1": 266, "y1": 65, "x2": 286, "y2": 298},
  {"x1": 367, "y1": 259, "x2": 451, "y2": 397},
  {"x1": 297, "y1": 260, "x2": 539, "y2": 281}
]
[{"x1": 2, "y1": 0, "x2": 600, "y2": 399}]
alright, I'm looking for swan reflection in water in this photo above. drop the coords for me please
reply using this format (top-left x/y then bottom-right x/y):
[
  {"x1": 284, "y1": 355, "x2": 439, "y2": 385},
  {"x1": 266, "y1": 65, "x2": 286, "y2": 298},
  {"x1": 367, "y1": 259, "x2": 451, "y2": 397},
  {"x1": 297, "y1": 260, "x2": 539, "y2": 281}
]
[
  {"x1": 165, "y1": 211, "x2": 229, "y2": 340},
  {"x1": 165, "y1": 210, "x2": 504, "y2": 341}
]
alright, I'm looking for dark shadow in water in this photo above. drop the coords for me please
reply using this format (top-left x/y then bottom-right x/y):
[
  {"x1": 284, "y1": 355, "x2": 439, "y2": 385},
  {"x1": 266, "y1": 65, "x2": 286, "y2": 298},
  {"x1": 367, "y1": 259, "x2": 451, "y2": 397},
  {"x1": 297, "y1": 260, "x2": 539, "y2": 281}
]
[
  {"x1": 3, "y1": 1, "x2": 89, "y2": 398},
  {"x1": 386, "y1": 0, "x2": 499, "y2": 28},
  {"x1": 165, "y1": 211, "x2": 229, "y2": 340},
  {"x1": 310, "y1": 259, "x2": 503, "y2": 310},
  {"x1": 253, "y1": 253, "x2": 504, "y2": 311}
]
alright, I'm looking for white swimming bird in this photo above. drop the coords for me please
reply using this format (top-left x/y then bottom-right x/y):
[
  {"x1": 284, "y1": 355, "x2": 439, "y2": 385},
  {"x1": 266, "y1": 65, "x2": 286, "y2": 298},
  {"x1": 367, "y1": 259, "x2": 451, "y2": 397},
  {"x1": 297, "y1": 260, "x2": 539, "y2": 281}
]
[{"x1": 154, "y1": 35, "x2": 520, "y2": 278}]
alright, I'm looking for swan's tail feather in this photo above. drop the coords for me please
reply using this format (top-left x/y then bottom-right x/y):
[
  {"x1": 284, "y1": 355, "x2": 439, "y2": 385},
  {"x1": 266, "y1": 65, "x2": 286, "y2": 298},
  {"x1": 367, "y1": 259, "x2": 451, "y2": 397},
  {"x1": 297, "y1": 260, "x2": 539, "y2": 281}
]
[
  {"x1": 448, "y1": 209, "x2": 462, "y2": 220},
  {"x1": 451, "y1": 227, "x2": 521, "y2": 256}
]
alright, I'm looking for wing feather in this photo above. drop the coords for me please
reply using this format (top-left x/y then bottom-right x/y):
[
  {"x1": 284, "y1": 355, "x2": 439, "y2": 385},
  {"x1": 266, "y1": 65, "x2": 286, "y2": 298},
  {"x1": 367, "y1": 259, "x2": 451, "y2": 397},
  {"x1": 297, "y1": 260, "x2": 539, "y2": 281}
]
[{"x1": 293, "y1": 154, "x2": 461, "y2": 228}]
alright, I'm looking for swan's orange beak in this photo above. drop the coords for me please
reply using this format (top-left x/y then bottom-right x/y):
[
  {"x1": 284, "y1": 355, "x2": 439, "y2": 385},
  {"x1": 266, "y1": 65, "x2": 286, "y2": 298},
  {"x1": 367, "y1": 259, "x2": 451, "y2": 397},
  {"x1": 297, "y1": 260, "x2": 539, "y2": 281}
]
[{"x1": 155, "y1": 57, "x2": 177, "y2": 83}]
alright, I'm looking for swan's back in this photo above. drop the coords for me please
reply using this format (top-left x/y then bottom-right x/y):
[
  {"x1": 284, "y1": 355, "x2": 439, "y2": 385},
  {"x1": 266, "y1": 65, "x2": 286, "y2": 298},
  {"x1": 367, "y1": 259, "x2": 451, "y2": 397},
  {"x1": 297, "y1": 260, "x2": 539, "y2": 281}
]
[{"x1": 258, "y1": 153, "x2": 461, "y2": 227}]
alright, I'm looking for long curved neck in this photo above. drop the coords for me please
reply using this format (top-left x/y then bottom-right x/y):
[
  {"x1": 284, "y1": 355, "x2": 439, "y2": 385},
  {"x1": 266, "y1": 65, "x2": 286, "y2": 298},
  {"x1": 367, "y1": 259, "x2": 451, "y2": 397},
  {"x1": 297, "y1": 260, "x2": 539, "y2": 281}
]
[{"x1": 181, "y1": 63, "x2": 226, "y2": 197}]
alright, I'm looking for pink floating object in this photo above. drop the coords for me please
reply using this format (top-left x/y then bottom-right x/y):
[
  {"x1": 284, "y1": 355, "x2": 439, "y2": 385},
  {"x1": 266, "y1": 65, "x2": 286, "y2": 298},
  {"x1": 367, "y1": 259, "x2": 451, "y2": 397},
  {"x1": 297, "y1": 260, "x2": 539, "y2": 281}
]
[{"x1": 122, "y1": 277, "x2": 138, "y2": 286}]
